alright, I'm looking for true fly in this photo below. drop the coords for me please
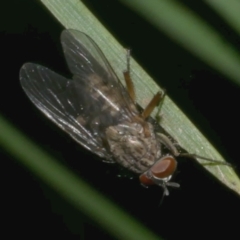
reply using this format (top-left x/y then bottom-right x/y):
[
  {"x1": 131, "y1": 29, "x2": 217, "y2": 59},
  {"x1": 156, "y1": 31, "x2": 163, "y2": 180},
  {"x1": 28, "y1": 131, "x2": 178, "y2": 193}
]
[{"x1": 20, "y1": 29, "x2": 230, "y2": 196}]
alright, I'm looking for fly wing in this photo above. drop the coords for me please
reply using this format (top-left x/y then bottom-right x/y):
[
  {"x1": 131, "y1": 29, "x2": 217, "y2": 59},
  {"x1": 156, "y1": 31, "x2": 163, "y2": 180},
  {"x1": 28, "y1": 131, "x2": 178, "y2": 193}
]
[
  {"x1": 60, "y1": 29, "x2": 138, "y2": 119},
  {"x1": 20, "y1": 63, "x2": 113, "y2": 161}
]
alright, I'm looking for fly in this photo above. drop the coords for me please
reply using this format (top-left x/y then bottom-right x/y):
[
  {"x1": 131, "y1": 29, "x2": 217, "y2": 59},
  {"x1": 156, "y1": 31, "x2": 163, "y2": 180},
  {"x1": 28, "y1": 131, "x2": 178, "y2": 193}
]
[{"x1": 19, "y1": 29, "x2": 230, "y2": 196}]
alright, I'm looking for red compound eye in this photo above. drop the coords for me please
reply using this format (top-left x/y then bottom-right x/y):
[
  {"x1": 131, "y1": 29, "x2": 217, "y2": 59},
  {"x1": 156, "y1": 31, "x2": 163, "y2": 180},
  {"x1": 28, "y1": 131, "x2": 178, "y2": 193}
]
[
  {"x1": 139, "y1": 156, "x2": 177, "y2": 186},
  {"x1": 139, "y1": 173, "x2": 155, "y2": 186},
  {"x1": 151, "y1": 156, "x2": 177, "y2": 179}
]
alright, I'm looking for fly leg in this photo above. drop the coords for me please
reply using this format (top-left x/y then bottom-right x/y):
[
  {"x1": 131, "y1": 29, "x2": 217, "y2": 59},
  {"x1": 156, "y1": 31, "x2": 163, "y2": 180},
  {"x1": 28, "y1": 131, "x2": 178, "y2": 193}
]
[
  {"x1": 141, "y1": 91, "x2": 165, "y2": 119},
  {"x1": 123, "y1": 50, "x2": 165, "y2": 119},
  {"x1": 156, "y1": 133, "x2": 180, "y2": 156},
  {"x1": 156, "y1": 133, "x2": 232, "y2": 167},
  {"x1": 123, "y1": 49, "x2": 136, "y2": 102}
]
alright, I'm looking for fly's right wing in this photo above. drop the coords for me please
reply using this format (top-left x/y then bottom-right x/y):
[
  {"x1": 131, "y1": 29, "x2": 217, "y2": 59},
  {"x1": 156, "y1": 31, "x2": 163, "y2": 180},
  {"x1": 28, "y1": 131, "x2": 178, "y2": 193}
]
[{"x1": 60, "y1": 30, "x2": 138, "y2": 119}]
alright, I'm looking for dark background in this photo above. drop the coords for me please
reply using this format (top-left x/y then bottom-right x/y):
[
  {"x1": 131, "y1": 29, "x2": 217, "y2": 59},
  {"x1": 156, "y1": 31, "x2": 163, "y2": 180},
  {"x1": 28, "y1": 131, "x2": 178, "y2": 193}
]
[{"x1": 1, "y1": 0, "x2": 240, "y2": 239}]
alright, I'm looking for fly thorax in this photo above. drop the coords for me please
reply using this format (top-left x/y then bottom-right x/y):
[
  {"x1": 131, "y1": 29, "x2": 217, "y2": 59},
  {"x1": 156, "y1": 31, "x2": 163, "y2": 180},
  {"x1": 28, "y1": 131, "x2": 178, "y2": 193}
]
[{"x1": 105, "y1": 122, "x2": 161, "y2": 173}]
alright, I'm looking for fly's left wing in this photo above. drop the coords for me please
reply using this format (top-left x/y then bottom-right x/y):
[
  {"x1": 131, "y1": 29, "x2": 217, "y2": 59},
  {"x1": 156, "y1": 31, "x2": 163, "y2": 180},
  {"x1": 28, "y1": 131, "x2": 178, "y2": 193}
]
[{"x1": 20, "y1": 63, "x2": 113, "y2": 161}]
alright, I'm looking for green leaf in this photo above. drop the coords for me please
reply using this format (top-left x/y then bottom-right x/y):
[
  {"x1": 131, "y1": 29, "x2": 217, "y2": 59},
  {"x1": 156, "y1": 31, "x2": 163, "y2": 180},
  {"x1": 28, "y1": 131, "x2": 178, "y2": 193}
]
[{"x1": 206, "y1": 0, "x2": 240, "y2": 36}]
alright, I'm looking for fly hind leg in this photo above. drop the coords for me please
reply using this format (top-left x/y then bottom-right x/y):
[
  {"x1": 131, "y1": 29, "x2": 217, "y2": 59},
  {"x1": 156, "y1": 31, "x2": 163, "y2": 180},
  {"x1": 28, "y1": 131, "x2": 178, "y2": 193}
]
[
  {"x1": 123, "y1": 49, "x2": 165, "y2": 119},
  {"x1": 123, "y1": 49, "x2": 136, "y2": 102},
  {"x1": 141, "y1": 91, "x2": 165, "y2": 119}
]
